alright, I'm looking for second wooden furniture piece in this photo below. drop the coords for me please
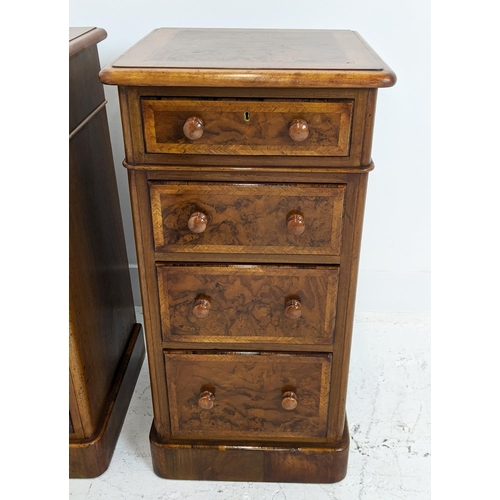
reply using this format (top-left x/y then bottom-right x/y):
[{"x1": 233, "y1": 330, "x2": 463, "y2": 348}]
[
  {"x1": 69, "y1": 27, "x2": 145, "y2": 478},
  {"x1": 100, "y1": 28, "x2": 396, "y2": 483}
]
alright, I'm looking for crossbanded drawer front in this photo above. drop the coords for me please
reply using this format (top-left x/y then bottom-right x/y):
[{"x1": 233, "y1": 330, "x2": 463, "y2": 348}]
[
  {"x1": 157, "y1": 264, "x2": 339, "y2": 345},
  {"x1": 164, "y1": 351, "x2": 332, "y2": 439},
  {"x1": 150, "y1": 182, "x2": 345, "y2": 256},
  {"x1": 142, "y1": 98, "x2": 353, "y2": 156}
]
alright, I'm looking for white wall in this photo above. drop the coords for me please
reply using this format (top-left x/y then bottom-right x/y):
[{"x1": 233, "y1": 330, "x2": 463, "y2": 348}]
[{"x1": 69, "y1": 0, "x2": 430, "y2": 313}]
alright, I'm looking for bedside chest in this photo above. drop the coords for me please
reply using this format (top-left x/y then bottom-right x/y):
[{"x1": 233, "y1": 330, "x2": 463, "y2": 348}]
[
  {"x1": 100, "y1": 28, "x2": 396, "y2": 483},
  {"x1": 69, "y1": 27, "x2": 145, "y2": 478}
]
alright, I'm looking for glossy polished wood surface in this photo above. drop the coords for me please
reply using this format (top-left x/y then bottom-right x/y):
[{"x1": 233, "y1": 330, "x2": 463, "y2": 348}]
[
  {"x1": 69, "y1": 27, "x2": 106, "y2": 58},
  {"x1": 157, "y1": 264, "x2": 339, "y2": 344},
  {"x1": 102, "y1": 28, "x2": 396, "y2": 483},
  {"x1": 119, "y1": 86, "x2": 375, "y2": 168},
  {"x1": 182, "y1": 116, "x2": 204, "y2": 140},
  {"x1": 69, "y1": 28, "x2": 144, "y2": 478},
  {"x1": 142, "y1": 98, "x2": 353, "y2": 156},
  {"x1": 150, "y1": 422, "x2": 350, "y2": 483},
  {"x1": 150, "y1": 182, "x2": 345, "y2": 256},
  {"x1": 99, "y1": 28, "x2": 396, "y2": 88},
  {"x1": 164, "y1": 351, "x2": 331, "y2": 439}
]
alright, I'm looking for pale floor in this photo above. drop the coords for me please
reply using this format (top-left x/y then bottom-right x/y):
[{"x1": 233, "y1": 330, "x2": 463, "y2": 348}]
[{"x1": 69, "y1": 311, "x2": 431, "y2": 499}]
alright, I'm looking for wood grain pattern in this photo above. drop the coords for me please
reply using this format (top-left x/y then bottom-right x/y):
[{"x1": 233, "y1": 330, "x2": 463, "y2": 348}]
[
  {"x1": 70, "y1": 324, "x2": 145, "y2": 478},
  {"x1": 150, "y1": 420, "x2": 350, "y2": 482},
  {"x1": 150, "y1": 182, "x2": 345, "y2": 256},
  {"x1": 114, "y1": 29, "x2": 382, "y2": 70},
  {"x1": 69, "y1": 107, "x2": 138, "y2": 439},
  {"x1": 104, "y1": 28, "x2": 396, "y2": 482},
  {"x1": 164, "y1": 351, "x2": 332, "y2": 439},
  {"x1": 121, "y1": 86, "x2": 372, "y2": 168},
  {"x1": 127, "y1": 169, "x2": 172, "y2": 438},
  {"x1": 69, "y1": 28, "x2": 144, "y2": 477},
  {"x1": 328, "y1": 173, "x2": 369, "y2": 442},
  {"x1": 157, "y1": 264, "x2": 339, "y2": 344},
  {"x1": 142, "y1": 99, "x2": 353, "y2": 156},
  {"x1": 99, "y1": 29, "x2": 396, "y2": 88}
]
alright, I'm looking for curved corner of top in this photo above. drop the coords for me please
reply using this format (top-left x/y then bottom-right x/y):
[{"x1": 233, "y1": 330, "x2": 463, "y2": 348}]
[
  {"x1": 69, "y1": 27, "x2": 108, "y2": 59},
  {"x1": 98, "y1": 65, "x2": 114, "y2": 85},
  {"x1": 378, "y1": 67, "x2": 397, "y2": 88},
  {"x1": 350, "y1": 31, "x2": 397, "y2": 89}
]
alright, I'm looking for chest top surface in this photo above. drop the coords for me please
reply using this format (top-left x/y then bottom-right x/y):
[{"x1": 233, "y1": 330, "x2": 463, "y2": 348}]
[{"x1": 99, "y1": 28, "x2": 396, "y2": 89}]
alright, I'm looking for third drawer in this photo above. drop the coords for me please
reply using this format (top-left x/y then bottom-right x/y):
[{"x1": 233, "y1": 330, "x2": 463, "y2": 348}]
[{"x1": 157, "y1": 263, "x2": 339, "y2": 345}]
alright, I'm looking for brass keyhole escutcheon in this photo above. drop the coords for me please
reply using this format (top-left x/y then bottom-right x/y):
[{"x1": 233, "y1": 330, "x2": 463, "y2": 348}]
[{"x1": 244, "y1": 111, "x2": 250, "y2": 122}]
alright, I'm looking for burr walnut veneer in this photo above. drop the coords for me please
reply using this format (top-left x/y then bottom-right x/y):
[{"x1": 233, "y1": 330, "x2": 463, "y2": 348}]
[
  {"x1": 69, "y1": 27, "x2": 145, "y2": 478},
  {"x1": 100, "y1": 28, "x2": 395, "y2": 483}
]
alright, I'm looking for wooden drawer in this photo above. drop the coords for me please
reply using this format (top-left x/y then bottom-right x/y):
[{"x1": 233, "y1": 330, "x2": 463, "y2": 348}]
[
  {"x1": 164, "y1": 351, "x2": 332, "y2": 439},
  {"x1": 142, "y1": 98, "x2": 353, "y2": 156},
  {"x1": 157, "y1": 264, "x2": 339, "y2": 345},
  {"x1": 150, "y1": 182, "x2": 345, "y2": 256}
]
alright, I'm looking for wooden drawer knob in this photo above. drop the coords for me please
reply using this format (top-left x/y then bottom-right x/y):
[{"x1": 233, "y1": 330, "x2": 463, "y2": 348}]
[
  {"x1": 183, "y1": 116, "x2": 204, "y2": 140},
  {"x1": 188, "y1": 211, "x2": 208, "y2": 233},
  {"x1": 282, "y1": 391, "x2": 298, "y2": 410},
  {"x1": 198, "y1": 390, "x2": 215, "y2": 409},
  {"x1": 193, "y1": 297, "x2": 211, "y2": 318},
  {"x1": 288, "y1": 119, "x2": 309, "y2": 142},
  {"x1": 287, "y1": 213, "x2": 305, "y2": 235},
  {"x1": 284, "y1": 298, "x2": 302, "y2": 319}
]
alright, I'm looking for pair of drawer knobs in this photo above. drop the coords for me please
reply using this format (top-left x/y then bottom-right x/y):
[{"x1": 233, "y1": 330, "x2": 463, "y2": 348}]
[
  {"x1": 199, "y1": 390, "x2": 298, "y2": 411},
  {"x1": 188, "y1": 212, "x2": 306, "y2": 236},
  {"x1": 183, "y1": 116, "x2": 310, "y2": 142},
  {"x1": 193, "y1": 297, "x2": 302, "y2": 320}
]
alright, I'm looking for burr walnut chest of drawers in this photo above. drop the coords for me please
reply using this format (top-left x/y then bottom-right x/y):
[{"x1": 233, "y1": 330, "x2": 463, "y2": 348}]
[{"x1": 100, "y1": 28, "x2": 396, "y2": 483}]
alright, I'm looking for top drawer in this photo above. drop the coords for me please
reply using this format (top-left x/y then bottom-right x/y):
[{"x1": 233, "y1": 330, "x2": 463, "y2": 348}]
[{"x1": 142, "y1": 98, "x2": 353, "y2": 157}]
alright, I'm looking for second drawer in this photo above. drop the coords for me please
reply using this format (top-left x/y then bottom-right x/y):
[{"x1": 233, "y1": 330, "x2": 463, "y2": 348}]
[
  {"x1": 150, "y1": 182, "x2": 345, "y2": 256},
  {"x1": 157, "y1": 264, "x2": 339, "y2": 345}
]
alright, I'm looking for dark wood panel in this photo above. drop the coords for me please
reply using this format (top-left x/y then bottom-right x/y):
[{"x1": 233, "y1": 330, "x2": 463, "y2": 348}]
[
  {"x1": 157, "y1": 264, "x2": 339, "y2": 344},
  {"x1": 150, "y1": 420, "x2": 350, "y2": 482},
  {"x1": 69, "y1": 44, "x2": 105, "y2": 133},
  {"x1": 164, "y1": 351, "x2": 331, "y2": 440},
  {"x1": 150, "y1": 182, "x2": 345, "y2": 256},
  {"x1": 70, "y1": 325, "x2": 145, "y2": 478},
  {"x1": 69, "y1": 27, "x2": 107, "y2": 58},
  {"x1": 69, "y1": 108, "x2": 137, "y2": 437},
  {"x1": 154, "y1": 252, "x2": 341, "y2": 265}
]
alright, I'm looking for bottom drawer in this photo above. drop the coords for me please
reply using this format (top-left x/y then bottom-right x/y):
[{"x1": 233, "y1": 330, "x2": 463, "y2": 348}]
[{"x1": 165, "y1": 351, "x2": 331, "y2": 440}]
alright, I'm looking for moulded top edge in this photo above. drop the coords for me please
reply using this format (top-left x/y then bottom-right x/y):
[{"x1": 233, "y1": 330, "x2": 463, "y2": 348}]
[{"x1": 99, "y1": 28, "x2": 397, "y2": 88}]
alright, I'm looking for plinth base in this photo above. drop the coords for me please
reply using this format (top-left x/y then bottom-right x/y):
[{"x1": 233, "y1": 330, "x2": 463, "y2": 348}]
[
  {"x1": 69, "y1": 324, "x2": 145, "y2": 478},
  {"x1": 150, "y1": 419, "x2": 350, "y2": 483}
]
